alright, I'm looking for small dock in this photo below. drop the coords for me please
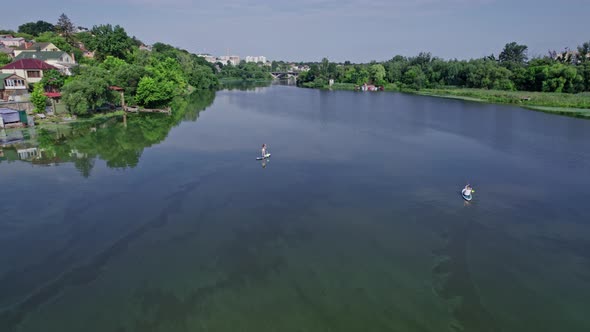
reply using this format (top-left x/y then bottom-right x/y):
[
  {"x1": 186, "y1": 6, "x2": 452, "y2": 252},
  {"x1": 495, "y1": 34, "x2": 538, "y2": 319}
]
[{"x1": 124, "y1": 106, "x2": 171, "y2": 115}]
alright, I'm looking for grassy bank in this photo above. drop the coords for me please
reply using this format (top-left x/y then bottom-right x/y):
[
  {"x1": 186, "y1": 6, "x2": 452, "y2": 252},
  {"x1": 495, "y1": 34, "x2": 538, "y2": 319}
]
[
  {"x1": 34, "y1": 110, "x2": 125, "y2": 130},
  {"x1": 300, "y1": 83, "x2": 590, "y2": 118},
  {"x1": 414, "y1": 88, "x2": 590, "y2": 116}
]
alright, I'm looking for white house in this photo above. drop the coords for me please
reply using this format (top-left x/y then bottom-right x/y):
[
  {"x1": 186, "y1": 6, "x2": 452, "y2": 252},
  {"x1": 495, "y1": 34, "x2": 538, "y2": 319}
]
[
  {"x1": 14, "y1": 51, "x2": 77, "y2": 76},
  {"x1": 13, "y1": 42, "x2": 61, "y2": 57},
  {"x1": 0, "y1": 59, "x2": 58, "y2": 84}
]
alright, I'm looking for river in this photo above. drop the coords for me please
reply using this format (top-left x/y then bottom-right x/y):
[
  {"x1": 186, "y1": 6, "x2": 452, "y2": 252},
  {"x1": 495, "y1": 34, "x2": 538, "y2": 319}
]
[{"x1": 1, "y1": 84, "x2": 589, "y2": 332}]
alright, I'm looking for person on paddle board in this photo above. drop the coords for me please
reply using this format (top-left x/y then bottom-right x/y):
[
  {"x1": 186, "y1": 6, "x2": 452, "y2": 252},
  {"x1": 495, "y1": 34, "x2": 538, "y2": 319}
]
[
  {"x1": 463, "y1": 184, "x2": 473, "y2": 197},
  {"x1": 261, "y1": 144, "x2": 268, "y2": 157}
]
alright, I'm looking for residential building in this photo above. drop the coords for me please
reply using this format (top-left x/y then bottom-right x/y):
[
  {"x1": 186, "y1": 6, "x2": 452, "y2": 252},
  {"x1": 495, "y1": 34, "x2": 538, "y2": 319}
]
[
  {"x1": 0, "y1": 59, "x2": 58, "y2": 84},
  {"x1": 0, "y1": 45, "x2": 14, "y2": 58},
  {"x1": 218, "y1": 55, "x2": 240, "y2": 66},
  {"x1": 15, "y1": 51, "x2": 77, "y2": 76},
  {"x1": 290, "y1": 64, "x2": 310, "y2": 72},
  {"x1": 197, "y1": 54, "x2": 217, "y2": 63},
  {"x1": 0, "y1": 36, "x2": 26, "y2": 48},
  {"x1": 139, "y1": 44, "x2": 153, "y2": 52},
  {"x1": 0, "y1": 108, "x2": 28, "y2": 129},
  {"x1": 245, "y1": 56, "x2": 267, "y2": 63},
  {"x1": 74, "y1": 26, "x2": 90, "y2": 33},
  {"x1": 0, "y1": 73, "x2": 28, "y2": 101},
  {"x1": 77, "y1": 42, "x2": 95, "y2": 59},
  {"x1": 13, "y1": 42, "x2": 61, "y2": 57}
]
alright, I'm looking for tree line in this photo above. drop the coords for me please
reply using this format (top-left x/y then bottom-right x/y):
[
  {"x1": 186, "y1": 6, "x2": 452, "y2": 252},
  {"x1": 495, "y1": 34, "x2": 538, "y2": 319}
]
[
  {"x1": 3, "y1": 14, "x2": 220, "y2": 114},
  {"x1": 217, "y1": 61, "x2": 272, "y2": 81},
  {"x1": 297, "y1": 42, "x2": 590, "y2": 94}
]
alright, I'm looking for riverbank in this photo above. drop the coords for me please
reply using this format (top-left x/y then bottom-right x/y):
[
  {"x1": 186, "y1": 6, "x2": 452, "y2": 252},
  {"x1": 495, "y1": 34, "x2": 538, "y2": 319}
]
[
  {"x1": 301, "y1": 83, "x2": 590, "y2": 118},
  {"x1": 32, "y1": 111, "x2": 125, "y2": 130},
  {"x1": 219, "y1": 78, "x2": 272, "y2": 84},
  {"x1": 414, "y1": 88, "x2": 590, "y2": 117}
]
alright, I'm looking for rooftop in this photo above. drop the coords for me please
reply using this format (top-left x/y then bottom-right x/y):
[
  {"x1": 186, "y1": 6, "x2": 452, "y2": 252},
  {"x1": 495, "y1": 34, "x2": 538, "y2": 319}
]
[
  {"x1": 1, "y1": 58, "x2": 57, "y2": 70},
  {"x1": 14, "y1": 42, "x2": 55, "y2": 51},
  {"x1": 15, "y1": 51, "x2": 68, "y2": 61},
  {"x1": 0, "y1": 108, "x2": 19, "y2": 114}
]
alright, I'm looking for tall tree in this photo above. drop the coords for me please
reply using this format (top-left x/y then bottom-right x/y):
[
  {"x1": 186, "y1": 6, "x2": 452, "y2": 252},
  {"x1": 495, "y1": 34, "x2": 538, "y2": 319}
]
[
  {"x1": 369, "y1": 64, "x2": 386, "y2": 85},
  {"x1": 499, "y1": 42, "x2": 528, "y2": 67},
  {"x1": 30, "y1": 83, "x2": 48, "y2": 114},
  {"x1": 55, "y1": 13, "x2": 75, "y2": 43},
  {"x1": 90, "y1": 24, "x2": 135, "y2": 61},
  {"x1": 18, "y1": 21, "x2": 54, "y2": 36},
  {"x1": 577, "y1": 41, "x2": 590, "y2": 63}
]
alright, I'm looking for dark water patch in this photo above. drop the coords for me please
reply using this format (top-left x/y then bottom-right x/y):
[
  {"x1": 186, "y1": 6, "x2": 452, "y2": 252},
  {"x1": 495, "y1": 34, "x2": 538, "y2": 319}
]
[
  {"x1": 432, "y1": 217, "x2": 500, "y2": 332},
  {"x1": 0, "y1": 175, "x2": 213, "y2": 331}
]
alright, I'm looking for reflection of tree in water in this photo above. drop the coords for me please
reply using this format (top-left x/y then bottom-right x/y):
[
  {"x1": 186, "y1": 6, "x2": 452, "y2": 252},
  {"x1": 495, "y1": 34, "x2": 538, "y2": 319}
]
[
  {"x1": 221, "y1": 81, "x2": 271, "y2": 91},
  {"x1": 36, "y1": 90, "x2": 215, "y2": 177}
]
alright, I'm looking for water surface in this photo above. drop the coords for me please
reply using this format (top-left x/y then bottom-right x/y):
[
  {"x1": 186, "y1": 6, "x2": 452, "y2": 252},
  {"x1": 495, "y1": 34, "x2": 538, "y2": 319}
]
[{"x1": 1, "y1": 85, "x2": 589, "y2": 332}]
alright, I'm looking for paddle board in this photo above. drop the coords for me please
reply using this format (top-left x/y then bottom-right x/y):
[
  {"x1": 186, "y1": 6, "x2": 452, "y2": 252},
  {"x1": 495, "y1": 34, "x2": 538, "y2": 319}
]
[
  {"x1": 461, "y1": 188, "x2": 473, "y2": 201},
  {"x1": 256, "y1": 153, "x2": 271, "y2": 160}
]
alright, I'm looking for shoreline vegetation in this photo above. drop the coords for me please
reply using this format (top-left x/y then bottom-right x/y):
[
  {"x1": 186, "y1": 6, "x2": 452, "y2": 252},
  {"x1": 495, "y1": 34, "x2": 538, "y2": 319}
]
[
  {"x1": 2, "y1": 14, "x2": 272, "y2": 130},
  {"x1": 295, "y1": 41, "x2": 590, "y2": 118},
  {"x1": 312, "y1": 82, "x2": 590, "y2": 118}
]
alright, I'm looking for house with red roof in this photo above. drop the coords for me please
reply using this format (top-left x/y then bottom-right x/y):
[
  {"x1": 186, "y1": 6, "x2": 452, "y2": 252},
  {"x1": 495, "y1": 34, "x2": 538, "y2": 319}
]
[{"x1": 0, "y1": 59, "x2": 57, "y2": 84}]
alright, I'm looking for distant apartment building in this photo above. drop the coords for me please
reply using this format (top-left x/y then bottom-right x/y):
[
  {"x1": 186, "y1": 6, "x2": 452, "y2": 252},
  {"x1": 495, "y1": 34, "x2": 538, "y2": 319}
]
[
  {"x1": 245, "y1": 56, "x2": 267, "y2": 63},
  {"x1": 197, "y1": 54, "x2": 218, "y2": 63},
  {"x1": 197, "y1": 54, "x2": 241, "y2": 66},
  {"x1": 218, "y1": 55, "x2": 240, "y2": 66}
]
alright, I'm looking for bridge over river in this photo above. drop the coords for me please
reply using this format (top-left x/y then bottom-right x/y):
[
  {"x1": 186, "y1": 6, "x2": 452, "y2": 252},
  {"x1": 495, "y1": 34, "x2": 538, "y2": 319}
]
[{"x1": 270, "y1": 72, "x2": 300, "y2": 79}]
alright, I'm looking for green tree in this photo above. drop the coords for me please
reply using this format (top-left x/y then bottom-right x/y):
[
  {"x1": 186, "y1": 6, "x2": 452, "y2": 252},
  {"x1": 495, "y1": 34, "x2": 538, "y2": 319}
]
[
  {"x1": 353, "y1": 66, "x2": 370, "y2": 85},
  {"x1": 18, "y1": 21, "x2": 55, "y2": 36},
  {"x1": 100, "y1": 56, "x2": 127, "y2": 71},
  {"x1": 0, "y1": 53, "x2": 10, "y2": 67},
  {"x1": 403, "y1": 65, "x2": 427, "y2": 89},
  {"x1": 55, "y1": 13, "x2": 75, "y2": 44},
  {"x1": 40, "y1": 69, "x2": 66, "y2": 91},
  {"x1": 30, "y1": 83, "x2": 48, "y2": 113},
  {"x1": 369, "y1": 64, "x2": 386, "y2": 85},
  {"x1": 386, "y1": 59, "x2": 406, "y2": 84},
  {"x1": 90, "y1": 24, "x2": 135, "y2": 61},
  {"x1": 577, "y1": 41, "x2": 590, "y2": 63},
  {"x1": 136, "y1": 58, "x2": 187, "y2": 107},
  {"x1": 111, "y1": 64, "x2": 149, "y2": 102},
  {"x1": 499, "y1": 42, "x2": 528, "y2": 68},
  {"x1": 61, "y1": 67, "x2": 112, "y2": 115}
]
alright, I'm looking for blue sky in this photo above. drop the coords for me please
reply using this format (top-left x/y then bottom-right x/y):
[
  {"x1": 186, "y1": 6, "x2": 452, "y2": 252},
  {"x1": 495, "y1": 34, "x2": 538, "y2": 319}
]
[{"x1": 2, "y1": 0, "x2": 588, "y2": 62}]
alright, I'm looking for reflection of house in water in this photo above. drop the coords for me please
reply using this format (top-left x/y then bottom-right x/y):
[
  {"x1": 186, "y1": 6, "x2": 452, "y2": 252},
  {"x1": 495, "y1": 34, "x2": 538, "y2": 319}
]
[
  {"x1": 70, "y1": 149, "x2": 87, "y2": 159},
  {"x1": 0, "y1": 108, "x2": 29, "y2": 129},
  {"x1": 0, "y1": 128, "x2": 24, "y2": 144},
  {"x1": 17, "y1": 147, "x2": 38, "y2": 160}
]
